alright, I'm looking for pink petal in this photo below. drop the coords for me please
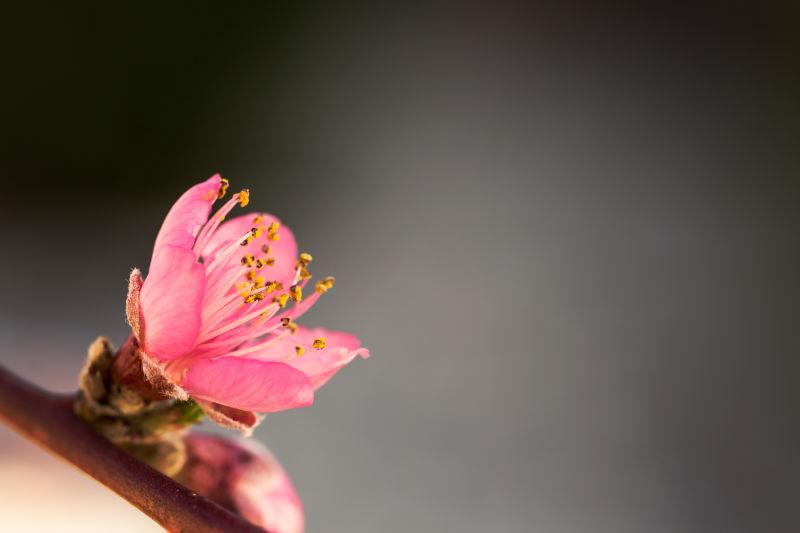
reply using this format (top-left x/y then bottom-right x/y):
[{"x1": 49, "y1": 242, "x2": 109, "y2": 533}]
[
  {"x1": 247, "y1": 326, "x2": 369, "y2": 390},
  {"x1": 200, "y1": 212, "x2": 298, "y2": 287},
  {"x1": 150, "y1": 174, "x2": 222, "y2": 264},
  {"x1": 183, "y1": 357, "x2": 314, "y2": 412},
  {"x1": 139, "y1": 245, "x2": 206, "y2": 360}
]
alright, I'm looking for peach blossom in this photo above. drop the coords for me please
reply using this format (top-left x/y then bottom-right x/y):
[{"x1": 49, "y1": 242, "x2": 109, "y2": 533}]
[{"x1": 127, "y1": 175, "x2": 368, "y2": 431}]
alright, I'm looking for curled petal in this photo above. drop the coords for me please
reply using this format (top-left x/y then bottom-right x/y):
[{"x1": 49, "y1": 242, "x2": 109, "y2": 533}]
[
  {"x1": 246, "y1": 326, "x2": 369, "y2": 389},
  {"x1": 151, "y1": 174, "x2": 222, "y2": 264},
  {"x1": 140, "y1": 245, "x2": 206, "y2": 360},
  {"x1": 183, "y1": 357, "x2": 314, "y2": 412}
]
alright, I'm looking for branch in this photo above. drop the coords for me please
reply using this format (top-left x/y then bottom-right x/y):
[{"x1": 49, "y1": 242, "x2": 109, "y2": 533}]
[{"x1": 0, "y1": 364, "x2": 266, "y2": 533}]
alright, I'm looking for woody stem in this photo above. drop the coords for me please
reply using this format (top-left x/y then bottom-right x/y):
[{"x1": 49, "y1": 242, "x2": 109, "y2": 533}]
[{"x1": 0, "y1": 363, "x2": 266, "y2": 533}]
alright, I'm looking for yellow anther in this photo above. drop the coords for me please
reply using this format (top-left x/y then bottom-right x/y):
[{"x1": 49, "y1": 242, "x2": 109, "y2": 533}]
[
  {"x1": 298, "y1": 252, "x2": 313, "y2": 266},
  {"x1": 261, "y1": 244, "x2": 271, "y2": 254},
  {"x1": 288, "y1": 322, "x2": 299, "y2": 334},
  {"x1": 236, "y1": 282, "x2": 252, "y2": 297},
  {"x1": 251, "y1": 227, "x2": 262, "y2": 238},
  {"x1": 315, "y1": 276, "x2": 335, "y2": 293},
  {"x1": 218, "y1": 178, "x2": 230, "y2": 199},
  {"x1": 274, "y1": 294, "x2": 290, "y2": 308},
  {"x1": 241, "y1": 254, "x2": 255, "y2": 267},
  {"x1": 289, "y1": 284, "x2": 302, "y2": 303},
  {"x1": 266, "y1": 221, "x2": 280, "y2": 241},
  {"x1": 264, "y1": 281, "x2": 278, "y2": 294},
  {"x1": 299, "y1": 266, "x2": 312, "y2": 280},
  {"x1": 245, "y1": 270, "x2": 256, "y2": 281},
  {"x1": 312, "y1": 338, "x2": 327, "y2": 350},
  {"x1": 244, "y1": 294, "x2": 257, "y2": 304},
  {"x1": 252, "y1": 214, "x2": 264, "y2": 225},
  {"x1": 274, "y1": 281, "x2": 284, "y2": 291},
  {"x1": 254, "y1": 291, "x2": 266, "y2": 301},
  {"x1": 238, "y1": 189, "x2": 250, "y2": 207},
  {"x1": 255, "y1": 258, "x2": 266, "y2": 270},
  {"x1": 281, "y1": 317, "x2": 292, "y2": 327},
  {"x1": 295, "y1": 345, "x2": 305, "y2": 356},
  {"x1": 259, "y1": 310, "x2": 272, "y2": 321},
  {"x1": 265, "y1": 257, "x2": 276, "y2": 267},
  {"x1": 254, "y1": 276, "x2": 265, "y2": 288}
]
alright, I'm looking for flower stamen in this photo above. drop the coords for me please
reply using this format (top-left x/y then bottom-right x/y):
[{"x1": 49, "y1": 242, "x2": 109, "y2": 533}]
[{"x1": 312, "y1": 338, "x2": 327, "y2": 350}]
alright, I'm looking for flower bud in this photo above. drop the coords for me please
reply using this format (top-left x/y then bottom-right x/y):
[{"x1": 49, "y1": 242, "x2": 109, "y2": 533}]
[{"x1": 179, "y1": 433, "x2": 304, "y2": 533}]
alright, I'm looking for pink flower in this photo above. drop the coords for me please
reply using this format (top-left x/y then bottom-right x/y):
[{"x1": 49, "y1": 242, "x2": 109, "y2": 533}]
[
  {"x1": 180, "y1": 433, "x2": 304, "y2": 533},
  {"x1": 126, "y1": 174, "x2": 368, "y2": 431}
]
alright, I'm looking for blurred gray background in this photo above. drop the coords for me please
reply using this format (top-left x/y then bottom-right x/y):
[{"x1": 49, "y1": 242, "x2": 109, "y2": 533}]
[{"x1": 0, "y1": 2, "x2": 799, "y2": 532}]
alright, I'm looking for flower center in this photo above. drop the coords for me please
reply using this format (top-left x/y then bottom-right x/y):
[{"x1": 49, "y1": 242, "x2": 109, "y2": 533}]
[{"x1": 184, "y1": 183, "x2": 331, "y2": 361}]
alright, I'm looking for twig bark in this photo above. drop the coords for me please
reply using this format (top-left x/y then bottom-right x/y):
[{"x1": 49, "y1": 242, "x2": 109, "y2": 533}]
[{"x1": 0, "y1": 364, "x2": 266, "y2": 533}]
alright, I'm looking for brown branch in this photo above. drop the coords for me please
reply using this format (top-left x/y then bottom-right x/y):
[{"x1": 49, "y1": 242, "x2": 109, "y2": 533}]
[{"x1": 0, "y1": 364, "x2": 266, "y2": 533}]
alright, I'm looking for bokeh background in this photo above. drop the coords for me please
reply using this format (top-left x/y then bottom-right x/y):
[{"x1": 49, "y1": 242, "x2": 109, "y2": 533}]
[{"x1": 1, "y1": 2, "x2": 799, "y2": 532}]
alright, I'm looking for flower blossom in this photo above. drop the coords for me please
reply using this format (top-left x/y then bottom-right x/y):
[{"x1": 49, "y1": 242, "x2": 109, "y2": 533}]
[
  {"x1": 126, "y1": 174, "x2": 368, "y2": 431},
  {"x1": 180, "y1": 433, "x2": 304, "y2": 533}
]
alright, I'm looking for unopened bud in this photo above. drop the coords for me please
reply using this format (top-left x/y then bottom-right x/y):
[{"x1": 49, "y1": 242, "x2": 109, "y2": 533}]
[{"x1": 179, "y1": 433, "x2": 305, "y2": 533}]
